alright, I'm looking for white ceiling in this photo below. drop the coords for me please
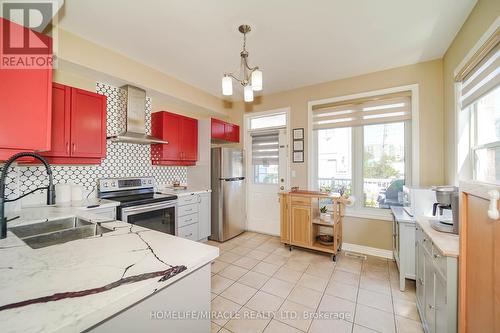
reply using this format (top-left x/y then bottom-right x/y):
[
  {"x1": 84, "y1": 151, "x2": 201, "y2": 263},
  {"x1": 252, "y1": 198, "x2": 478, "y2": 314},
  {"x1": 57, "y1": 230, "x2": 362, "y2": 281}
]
[{"x1": 59, "y1": 0, "x2": 476, "y2": 98}]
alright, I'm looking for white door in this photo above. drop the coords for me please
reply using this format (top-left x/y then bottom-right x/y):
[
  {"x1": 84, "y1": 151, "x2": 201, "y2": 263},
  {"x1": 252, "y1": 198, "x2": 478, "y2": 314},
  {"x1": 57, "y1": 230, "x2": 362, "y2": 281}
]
[{"x1": 245, "y1": 111, "x2": 289, "y2": 235}]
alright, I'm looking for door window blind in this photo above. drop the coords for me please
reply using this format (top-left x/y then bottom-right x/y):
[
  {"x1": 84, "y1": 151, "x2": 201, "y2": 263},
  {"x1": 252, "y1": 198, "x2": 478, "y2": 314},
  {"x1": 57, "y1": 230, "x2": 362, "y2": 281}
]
[
  {"x1": 460, "y1": 42, "x2": 499, "y2": 109},
  {"x1": 251, "y1": 131, "x2": 279, "y2": 166},
  {"x1": 312, "y1": 92, "x2": 411, "y2": 130}
]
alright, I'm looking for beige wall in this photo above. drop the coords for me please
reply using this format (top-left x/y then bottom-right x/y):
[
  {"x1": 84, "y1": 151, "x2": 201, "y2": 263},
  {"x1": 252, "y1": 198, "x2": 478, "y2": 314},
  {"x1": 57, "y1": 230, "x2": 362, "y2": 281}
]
[
  {"x1": 443, "y1": 0, "x2": 500, "y2": 184},
  {"x1": 343, "y1": 217, "x2": 393, "y2": 251}
]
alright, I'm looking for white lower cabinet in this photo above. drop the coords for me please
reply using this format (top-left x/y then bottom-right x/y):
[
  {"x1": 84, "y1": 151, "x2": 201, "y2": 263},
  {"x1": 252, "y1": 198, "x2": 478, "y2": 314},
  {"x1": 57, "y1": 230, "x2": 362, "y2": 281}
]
[
  {"x1": 177, "y1": 222, "x2": 199, "y2": 241},
  {"x1": 176, "y1": 192, "x2": 210, "y2": 241},
  {"x1": 198, "y1": 192, "x2": 211, "y2": 240},
  {"x1": 415, "y1": 225, "x2": 457, "y2": 333}
]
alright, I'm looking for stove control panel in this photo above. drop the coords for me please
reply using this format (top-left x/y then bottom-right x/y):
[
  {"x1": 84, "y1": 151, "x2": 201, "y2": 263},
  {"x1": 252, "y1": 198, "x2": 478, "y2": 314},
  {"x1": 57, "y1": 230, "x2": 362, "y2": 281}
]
[{"x1": 99, "y1": 177, "x2": 155, "y2": 192}]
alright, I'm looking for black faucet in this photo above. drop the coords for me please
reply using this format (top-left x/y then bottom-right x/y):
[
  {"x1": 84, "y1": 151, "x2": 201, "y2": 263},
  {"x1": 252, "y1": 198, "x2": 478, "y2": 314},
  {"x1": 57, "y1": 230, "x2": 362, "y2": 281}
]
[{"x1": 0, "y1": 152, "x2": 56, "y2": 239}]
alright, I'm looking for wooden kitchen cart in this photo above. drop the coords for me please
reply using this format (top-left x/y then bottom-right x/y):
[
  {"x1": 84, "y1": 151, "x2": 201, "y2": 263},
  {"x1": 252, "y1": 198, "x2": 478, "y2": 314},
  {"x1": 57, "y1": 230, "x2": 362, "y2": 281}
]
[{"x1": 279, "y1": 190, "x2": 348, "y2": 261}]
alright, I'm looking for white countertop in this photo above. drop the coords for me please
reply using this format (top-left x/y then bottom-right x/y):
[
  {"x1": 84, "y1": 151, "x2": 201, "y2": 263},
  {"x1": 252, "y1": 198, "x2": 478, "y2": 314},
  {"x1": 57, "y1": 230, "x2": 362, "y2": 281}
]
[
  {"x1": 416, "y1": 216, "x2": 459, "y2": 258},
  {"x1": 390, "y1": 206, "x2": 415, "y2": 223},
  {"x1": 0, "y1": 205, "x2": 219, "y2": 333},
  {"x1": 159, "y1": 188, "x2": 211, "y2": 197}
]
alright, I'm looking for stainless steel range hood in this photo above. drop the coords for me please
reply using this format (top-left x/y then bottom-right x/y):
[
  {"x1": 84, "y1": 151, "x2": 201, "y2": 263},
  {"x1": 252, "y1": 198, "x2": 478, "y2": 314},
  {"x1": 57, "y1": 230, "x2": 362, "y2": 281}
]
[{"x1": 107, "y1": 85, "x2": 168, "y2": 145}]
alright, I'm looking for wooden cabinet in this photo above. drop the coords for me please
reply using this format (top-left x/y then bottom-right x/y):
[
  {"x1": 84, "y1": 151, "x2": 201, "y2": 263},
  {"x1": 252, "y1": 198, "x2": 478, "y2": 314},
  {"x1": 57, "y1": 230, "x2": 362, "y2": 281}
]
[
  {"x1": 415, "y1": 225, "x2": 458, "y2": 333},
  {"x1": 151, "y1": 111, "x2": 198, "y2": 166},
  {"x1": 280, "y1": 191, "x2": 347, "y2": 260},
  {"x1": 280, "y1": 194, "x2": 290, "y2": 243},
  {"x1": 459, "y1": 181, "x2": 500, "y2": 333},
  {"x1": 291, "y1": 205, "x2": 311, "y2": 247},
  {"x1": 211, "y1": 118, "x2": 239, "y2": 143},
  {"x1": 38, "y1": 84, "x2": 107, "y2": 164},
  {"x1": 0, "y1": 18, "x2": 52, "y2": 161}
]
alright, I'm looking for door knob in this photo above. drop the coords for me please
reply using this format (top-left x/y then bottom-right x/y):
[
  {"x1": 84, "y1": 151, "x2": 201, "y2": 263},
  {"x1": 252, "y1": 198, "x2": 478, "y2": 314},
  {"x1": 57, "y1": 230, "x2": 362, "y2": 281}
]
[{"x1": 487, "y1": 190, "x2": 499, "y2": 220}]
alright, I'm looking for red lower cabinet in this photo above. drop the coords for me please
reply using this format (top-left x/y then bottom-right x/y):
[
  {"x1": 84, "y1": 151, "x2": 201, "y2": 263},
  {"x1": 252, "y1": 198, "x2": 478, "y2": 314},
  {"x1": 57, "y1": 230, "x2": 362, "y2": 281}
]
[
  {"x1": 0, "y1": 18, "x2": 53, "y2": 161},
  {"x1": 39, "y1": 83, "x2": 107, "y2": 164},
  {"x1": 211, "y1": 118, "x2": 240, "y2": 143},
  {"x1": 151, "y1": 111, "x2": 198, "y2": 166}
]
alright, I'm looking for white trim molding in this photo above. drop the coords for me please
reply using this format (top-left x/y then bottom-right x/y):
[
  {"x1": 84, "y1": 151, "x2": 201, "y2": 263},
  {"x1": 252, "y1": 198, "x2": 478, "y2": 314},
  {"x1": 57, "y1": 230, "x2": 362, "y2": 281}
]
[{"x1": 342, "y1": 242, "x2": 394, "y2": 259}]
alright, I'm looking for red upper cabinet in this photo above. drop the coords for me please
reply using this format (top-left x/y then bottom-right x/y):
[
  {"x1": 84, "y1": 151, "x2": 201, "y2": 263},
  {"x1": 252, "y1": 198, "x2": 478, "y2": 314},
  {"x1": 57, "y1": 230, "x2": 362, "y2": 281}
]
[
  {"x1": 39, "y1": 84, "x2": 107, "y2": 164},
  {"x1": 0, "y1": 18, "x2": 52, "y2": 161},
  {"x1": 151, "y1": 111, "x2": 198, "y2": 166},
  {"x1": 211, "y1": 118, "x2": 240, "y2": 143},
  {"x1": 43, "y1": 83, "x2": 71, "y2": 158},
  {"x1": 211, "y1": 118, "x2": 226, "y2": 140},
  {"x1": 70, "y1": 88, "x2": 107, "y2": 159},
  {"x1": 181, "y1": 117, "x2": 198, "y2": 161}
]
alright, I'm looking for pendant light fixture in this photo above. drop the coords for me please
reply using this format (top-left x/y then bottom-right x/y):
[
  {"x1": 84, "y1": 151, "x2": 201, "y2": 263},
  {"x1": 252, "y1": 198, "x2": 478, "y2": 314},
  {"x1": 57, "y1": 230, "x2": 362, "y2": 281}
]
[{"x1": 222, "y1": 25, "x2": 262, "y2": 102}]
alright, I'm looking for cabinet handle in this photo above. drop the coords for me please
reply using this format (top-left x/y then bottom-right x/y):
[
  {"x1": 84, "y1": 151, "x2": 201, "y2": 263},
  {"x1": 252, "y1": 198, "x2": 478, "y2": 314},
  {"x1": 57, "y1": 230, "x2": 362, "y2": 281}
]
[
  {"x1": 72, "y1": 143, "x2": 76, "y2": 153},
  {"x1": 433, "y1": 253, "x2": 441, "y2": 259},
  {"x1": 66, "y1": 142, "x2": 70, "y2": 154},
  {"x1": 487, "y1": 190, "x2": 500, "y2": 220},
  {"x1": 418, "y1": 278, "x2": 424, "y2": 285},
  {"x1": 428, "y1": 304, "x2": 435, "y2": 310}
]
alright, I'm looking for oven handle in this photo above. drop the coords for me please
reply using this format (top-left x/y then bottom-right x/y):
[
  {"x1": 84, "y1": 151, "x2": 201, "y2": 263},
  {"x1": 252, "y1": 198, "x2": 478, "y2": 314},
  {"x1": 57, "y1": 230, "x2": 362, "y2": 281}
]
[{"x1": 121, "y1": 202, "x2": 177, "y2": 215}]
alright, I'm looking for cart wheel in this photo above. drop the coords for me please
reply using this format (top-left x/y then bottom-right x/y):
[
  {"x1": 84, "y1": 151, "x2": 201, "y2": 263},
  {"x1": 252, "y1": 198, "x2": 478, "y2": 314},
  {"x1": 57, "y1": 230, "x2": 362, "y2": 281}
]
[{"x1": 332, "y1": 254, "x2": 337, "y2": 262}]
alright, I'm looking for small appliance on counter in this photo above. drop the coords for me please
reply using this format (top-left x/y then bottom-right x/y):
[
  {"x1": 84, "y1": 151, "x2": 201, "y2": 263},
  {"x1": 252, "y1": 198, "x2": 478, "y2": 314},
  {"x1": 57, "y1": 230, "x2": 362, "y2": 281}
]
[
  {"x1": 430, "y1": 185, "x2": 459, "y2": 234},
  {"x1": 98, "y1": 177, "x2": 178, "y2": 235},
  {"x1": 402, "y1": 186, "x2": 435, "y2": 217}
]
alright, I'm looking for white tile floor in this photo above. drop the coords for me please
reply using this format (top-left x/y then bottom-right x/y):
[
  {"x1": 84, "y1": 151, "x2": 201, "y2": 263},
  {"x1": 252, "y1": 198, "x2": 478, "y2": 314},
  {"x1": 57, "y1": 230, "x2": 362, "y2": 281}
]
[{"x1": 207, "y1": 232, "x2": 423, "y2": 333}]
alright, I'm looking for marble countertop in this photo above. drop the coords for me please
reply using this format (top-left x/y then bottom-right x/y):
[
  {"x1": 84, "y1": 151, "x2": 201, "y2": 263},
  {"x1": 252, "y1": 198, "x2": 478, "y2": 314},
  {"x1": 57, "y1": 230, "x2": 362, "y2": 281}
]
[
  {"x1": 416, "y1": 216, "x2": 459, "y2": 258},
  {"x1": 159, "y1": 188, "x2": 212, "y2": 197},
  {"x1": 390, "y1": 206, "x2": 415, "y2": 223},
  {"x1": 0, "y1": 205, "x2": 219, "y2": 333}
]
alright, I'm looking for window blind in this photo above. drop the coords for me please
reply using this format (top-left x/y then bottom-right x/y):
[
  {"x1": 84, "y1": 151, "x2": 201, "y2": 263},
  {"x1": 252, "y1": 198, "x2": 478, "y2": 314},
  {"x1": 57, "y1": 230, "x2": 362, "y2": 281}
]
[
  {"x1": 460, "y1": 42, "x2": 499, "y2": 109},
  {"x1": 312, "y1": 92, "x2": 411, "y2": 130},
  {"x1": 251, "y1": 131, "x2": 279, "y2": 166}
]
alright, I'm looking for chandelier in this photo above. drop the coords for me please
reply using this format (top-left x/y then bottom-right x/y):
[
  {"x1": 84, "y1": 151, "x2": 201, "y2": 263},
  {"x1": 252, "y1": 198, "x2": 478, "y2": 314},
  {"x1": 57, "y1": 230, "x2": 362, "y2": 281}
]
[{"x1": 222, "y1": 25, "x2": 263, "y2": 102}]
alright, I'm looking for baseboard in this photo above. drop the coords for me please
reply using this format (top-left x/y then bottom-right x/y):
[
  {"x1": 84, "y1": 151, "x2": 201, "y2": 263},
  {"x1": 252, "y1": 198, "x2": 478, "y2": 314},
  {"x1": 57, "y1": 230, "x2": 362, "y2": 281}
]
[{"x1": 342, "y1": 242, "x2": 394, "y2": 260}]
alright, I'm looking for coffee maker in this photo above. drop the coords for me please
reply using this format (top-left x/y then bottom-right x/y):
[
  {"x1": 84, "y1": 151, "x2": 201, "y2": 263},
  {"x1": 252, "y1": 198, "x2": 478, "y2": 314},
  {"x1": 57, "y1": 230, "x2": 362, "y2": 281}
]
[{"x1": 431, "y1": 186, "x2": 459, "y2": 234}]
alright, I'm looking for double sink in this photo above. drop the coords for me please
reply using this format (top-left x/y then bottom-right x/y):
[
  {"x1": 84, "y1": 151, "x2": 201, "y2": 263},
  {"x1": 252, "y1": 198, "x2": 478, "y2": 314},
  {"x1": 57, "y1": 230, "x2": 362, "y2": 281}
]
[{"x1": 9, "y1": 217, "x2": 113, "y2": 249}]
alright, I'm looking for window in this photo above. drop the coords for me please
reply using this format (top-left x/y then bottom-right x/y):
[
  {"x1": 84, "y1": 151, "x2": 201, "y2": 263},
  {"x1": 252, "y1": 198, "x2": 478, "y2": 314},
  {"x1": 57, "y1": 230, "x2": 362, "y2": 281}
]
[
  {"x1": 316, "y1": 127, "x2": 352, "y2": 194},
  {"x1": 457, "y1": 38, "x2": 499, "y2": 183},
  {"x1": 251, "y1": 132, "x2": 279, "y2": 184},
  {"x1": 469, "y1": 86, "x2": 500, "y2": 182},
  {"x1": 363, "y1": 122, "x2": 405, "y2": 208},
  {"x1": 250, "y1": 113, "x2": 286, "y2": 130},
  {"x1": 312, "y1": 91, "x2": 412, "y2": 215}
]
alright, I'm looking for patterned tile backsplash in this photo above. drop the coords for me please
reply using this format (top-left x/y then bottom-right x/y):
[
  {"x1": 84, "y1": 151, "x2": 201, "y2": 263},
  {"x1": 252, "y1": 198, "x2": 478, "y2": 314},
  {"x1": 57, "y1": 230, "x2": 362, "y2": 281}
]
[{"x1": 2, "y1": 82, "x2": 187, "y2": 200}]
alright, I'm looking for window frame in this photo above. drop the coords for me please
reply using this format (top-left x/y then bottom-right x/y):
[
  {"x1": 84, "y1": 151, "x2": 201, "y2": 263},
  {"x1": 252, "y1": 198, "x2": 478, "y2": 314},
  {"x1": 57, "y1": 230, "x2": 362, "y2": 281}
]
[
  {"x1": 245, "y1": 109, "x2": 290, "y2": 187},
  {"x1": 308, "y1": 85, "x2": 419, "y2": 221},
  {"x1": 466, "y1": 89, "x2": 500, "y2": 182}
]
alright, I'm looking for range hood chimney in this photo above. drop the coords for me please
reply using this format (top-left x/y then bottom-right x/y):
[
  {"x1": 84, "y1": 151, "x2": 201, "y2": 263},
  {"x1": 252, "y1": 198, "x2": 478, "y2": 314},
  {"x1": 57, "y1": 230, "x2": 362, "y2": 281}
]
[{"x1": 107, "y1": 85, "x2": 168, "y2": 145}]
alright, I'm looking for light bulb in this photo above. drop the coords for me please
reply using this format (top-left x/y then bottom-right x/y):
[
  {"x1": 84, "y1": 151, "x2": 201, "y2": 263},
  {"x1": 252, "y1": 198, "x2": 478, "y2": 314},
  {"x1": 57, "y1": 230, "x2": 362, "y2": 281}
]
[
  {"x1": 251, "y1": 70, "x2": 262, "y2": 91},
  {"x1": 244, "y1": 85, "x2": 254, "y2": 102},
  {"x1": 222, "y1": 76, "x2": 233, "y2": 96}
]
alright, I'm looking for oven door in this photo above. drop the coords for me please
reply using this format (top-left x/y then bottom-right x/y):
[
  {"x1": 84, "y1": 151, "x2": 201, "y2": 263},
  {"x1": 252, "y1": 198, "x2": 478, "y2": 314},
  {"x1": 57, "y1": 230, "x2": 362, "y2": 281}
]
[{"x1": 120, "y1": 202, "x2": 177, "y2": 235}]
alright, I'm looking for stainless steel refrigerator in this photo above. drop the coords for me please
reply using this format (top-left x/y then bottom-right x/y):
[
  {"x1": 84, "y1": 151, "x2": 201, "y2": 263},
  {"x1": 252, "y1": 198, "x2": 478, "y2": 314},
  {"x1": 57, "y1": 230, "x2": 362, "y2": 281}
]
[{"x1": 210, "y1": 147, "x2": 246, "y2": 242}]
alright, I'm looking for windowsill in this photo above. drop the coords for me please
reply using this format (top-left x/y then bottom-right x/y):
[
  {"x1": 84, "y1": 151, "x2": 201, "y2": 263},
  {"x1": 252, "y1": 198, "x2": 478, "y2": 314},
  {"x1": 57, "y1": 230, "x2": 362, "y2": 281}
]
[{"x1": 344, "y1": 207, "x2": 393, "y2": 221}]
